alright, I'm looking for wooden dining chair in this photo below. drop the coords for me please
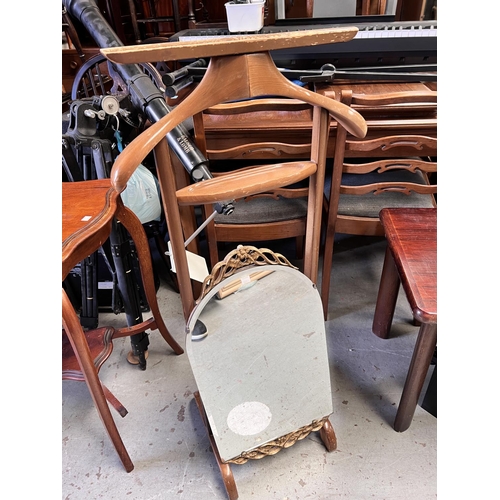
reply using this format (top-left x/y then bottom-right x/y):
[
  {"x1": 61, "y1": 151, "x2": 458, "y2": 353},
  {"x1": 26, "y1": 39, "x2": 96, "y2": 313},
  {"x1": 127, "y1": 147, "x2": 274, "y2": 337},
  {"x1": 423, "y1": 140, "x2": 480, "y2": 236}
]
[
  {"x1": 320, "y1": 89, "x2": 437, "y2": 319},
  {"x1": 191, "y1": 98, "x2": 321, "y2": 269},
  {"x1": 62, "y1": 172, "x2": 184, "y2": 472},
  {"x1": 101, "y1": 27, "x2": 367, "y2": 323}
]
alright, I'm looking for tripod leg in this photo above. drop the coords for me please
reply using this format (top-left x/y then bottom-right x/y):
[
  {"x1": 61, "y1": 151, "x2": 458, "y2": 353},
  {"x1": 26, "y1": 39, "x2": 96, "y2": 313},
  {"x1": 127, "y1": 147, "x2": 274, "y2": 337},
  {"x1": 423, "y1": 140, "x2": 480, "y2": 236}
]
[
  {"x1": 92, "y1": 140, "x2": 150, "y2": 369},
  {"x1": 110, "y1": 219, "x2": 150, "y2": 370}
]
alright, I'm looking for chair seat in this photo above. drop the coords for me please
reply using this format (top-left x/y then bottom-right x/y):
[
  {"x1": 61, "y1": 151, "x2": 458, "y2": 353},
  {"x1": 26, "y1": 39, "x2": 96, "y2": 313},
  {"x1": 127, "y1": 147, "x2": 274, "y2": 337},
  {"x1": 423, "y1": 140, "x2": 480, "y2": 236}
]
[
  {"x1": 214, "y1": 196, "x2": 308, "y2": 224},
  {"x1": 325, "y1": 170, "x2": 435, "y2": 219}
]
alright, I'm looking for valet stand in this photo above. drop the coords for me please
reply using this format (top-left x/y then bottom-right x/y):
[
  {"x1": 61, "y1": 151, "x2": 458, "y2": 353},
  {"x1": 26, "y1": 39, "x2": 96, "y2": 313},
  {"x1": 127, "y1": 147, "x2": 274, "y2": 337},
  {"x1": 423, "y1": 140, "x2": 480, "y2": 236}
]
[
  {"x1": 101, "y1": 28, "x2": 366, "y2": 496},
  {"x1": 101, "y1": 27, "x2": 367, "y2": 323}
]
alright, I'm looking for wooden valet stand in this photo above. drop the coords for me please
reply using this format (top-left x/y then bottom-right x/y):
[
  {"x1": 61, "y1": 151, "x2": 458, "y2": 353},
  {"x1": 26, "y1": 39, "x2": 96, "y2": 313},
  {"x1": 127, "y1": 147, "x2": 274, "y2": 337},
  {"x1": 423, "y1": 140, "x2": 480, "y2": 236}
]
[
  {"x1": 101, "y1": 27, "x2": 367, "y2": 322},
  {"x1": 101, "y1": 29, "x2": 366, "y2": 494}
]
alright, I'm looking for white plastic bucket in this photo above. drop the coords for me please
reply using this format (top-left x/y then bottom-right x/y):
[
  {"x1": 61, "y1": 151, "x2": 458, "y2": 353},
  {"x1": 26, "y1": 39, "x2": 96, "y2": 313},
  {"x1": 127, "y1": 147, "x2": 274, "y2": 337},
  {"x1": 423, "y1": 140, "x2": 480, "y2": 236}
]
[{"x1": 225, "y1": 1, "x2": 265, "y2": 33}]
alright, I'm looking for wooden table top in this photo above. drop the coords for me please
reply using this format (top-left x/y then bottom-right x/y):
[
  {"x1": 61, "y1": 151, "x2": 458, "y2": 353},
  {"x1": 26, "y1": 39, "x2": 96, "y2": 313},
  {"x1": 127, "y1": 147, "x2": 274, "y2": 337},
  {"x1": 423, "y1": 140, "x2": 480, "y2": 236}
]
[{"x1": 379, "y1": 208, "x2": 437, "y2": 324}]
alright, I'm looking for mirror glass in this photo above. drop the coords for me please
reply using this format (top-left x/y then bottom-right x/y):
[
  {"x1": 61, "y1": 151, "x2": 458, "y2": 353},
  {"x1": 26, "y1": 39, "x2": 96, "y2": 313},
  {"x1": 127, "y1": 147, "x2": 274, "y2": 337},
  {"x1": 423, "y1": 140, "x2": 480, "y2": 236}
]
[{"x1": 186, "y1": 265, "x2": 333, "y2": 462}]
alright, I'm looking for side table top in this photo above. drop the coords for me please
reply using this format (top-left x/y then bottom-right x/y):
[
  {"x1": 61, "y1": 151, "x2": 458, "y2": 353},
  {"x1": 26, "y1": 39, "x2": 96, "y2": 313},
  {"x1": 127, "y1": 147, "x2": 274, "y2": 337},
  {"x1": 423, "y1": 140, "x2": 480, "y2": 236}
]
[{"x1": 379, "y1": 208, "x2": 437, "y2": 324}]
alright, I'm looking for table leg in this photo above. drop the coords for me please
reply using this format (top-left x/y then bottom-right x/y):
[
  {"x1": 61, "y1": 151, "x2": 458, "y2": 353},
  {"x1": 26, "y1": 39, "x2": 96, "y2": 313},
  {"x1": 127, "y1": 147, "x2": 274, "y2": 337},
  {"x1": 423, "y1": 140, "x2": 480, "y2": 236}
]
[
  {"x1": 62, "y1": 289, "x2": 134, "y2": 471},
  {"x1": 394, "y1": 322, "x2": 437, "y2": 432},
  {"x1": 372, "y1": 246, "x2": 401, "y2": 339}
]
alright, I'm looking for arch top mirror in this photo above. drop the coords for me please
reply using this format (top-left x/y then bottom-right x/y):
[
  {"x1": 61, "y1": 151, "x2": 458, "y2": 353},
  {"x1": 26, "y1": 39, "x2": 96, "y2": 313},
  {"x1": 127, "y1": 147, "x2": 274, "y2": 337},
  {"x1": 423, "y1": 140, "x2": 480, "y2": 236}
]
[{"x1": 185, "y1": 246, "x2": 336, "y2": 496}]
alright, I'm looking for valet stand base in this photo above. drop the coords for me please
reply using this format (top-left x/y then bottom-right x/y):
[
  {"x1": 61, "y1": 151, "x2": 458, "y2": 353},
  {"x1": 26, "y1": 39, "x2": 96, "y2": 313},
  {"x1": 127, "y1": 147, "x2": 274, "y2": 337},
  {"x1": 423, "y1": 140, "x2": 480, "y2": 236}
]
[{"x1": 193, "y1": 391, "x2": 337, "y2": 500}]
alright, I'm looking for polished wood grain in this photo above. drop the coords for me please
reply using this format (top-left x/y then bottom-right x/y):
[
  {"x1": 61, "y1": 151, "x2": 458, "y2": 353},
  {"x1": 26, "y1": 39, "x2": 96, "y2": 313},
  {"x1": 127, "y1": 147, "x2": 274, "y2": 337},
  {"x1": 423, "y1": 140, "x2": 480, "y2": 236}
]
[
  {"x1": 62, "y1": 326, "x2": 128, "y2": 418},
  {"x1": 62, "y1": 180, "x2": 116, "y2": 279},
  {"x1": 62, "y1": 181, "x2": 184, "y2": 357},
  {"x1": 191, "y1": 98, "x2": 328, "y2": 270},
  {"x1": 372, "y1": 207, "x2": 437, "y2": 432},
  {"x1": 375, "y1": 208, "x2": 437, "y2": 327},
  {"x1": 62, "y1": 288, "x2": 134, "y2": 471}
]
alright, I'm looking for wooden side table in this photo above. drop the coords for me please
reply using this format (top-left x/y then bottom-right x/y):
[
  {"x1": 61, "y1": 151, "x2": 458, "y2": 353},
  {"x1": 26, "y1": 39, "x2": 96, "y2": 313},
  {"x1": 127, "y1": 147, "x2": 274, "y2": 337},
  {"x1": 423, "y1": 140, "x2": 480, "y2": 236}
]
[{"x1": 372, "y1": 208, "x2": 437, "y2": 432}]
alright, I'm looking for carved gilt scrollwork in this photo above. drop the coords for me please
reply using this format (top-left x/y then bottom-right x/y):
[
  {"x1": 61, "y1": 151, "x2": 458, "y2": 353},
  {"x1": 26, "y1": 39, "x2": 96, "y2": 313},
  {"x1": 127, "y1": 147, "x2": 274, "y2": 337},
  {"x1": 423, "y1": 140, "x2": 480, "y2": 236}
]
[
  {"x1": 224, "y1": 416, "x2": 330, "y2": 464},
  {"x1": 196, "y1": 245, "x2": 297, "y2": 303}
]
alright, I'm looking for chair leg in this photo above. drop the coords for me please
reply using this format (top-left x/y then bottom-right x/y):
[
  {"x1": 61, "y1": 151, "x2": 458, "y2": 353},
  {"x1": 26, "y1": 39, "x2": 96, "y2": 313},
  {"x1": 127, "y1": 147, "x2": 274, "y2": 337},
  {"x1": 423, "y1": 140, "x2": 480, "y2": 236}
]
[
  {"x1": 372, "y1": 246, "x2": 401, "y2": 339},
  {"x1": 320, "y1": 220, "x2": 336, "y2": 320},
  {"x1": 394, "y1": 322, "x2": 437, "y2": 432},
  {"x1": 62, "y1": 289, "x2": 134, "y2": 472},
  {"x1": 116, "y1": 202, "x2": 184, "y2": 355},
  {"x1": 295, "y1": 235, "x2": 305, "y2": 260}
]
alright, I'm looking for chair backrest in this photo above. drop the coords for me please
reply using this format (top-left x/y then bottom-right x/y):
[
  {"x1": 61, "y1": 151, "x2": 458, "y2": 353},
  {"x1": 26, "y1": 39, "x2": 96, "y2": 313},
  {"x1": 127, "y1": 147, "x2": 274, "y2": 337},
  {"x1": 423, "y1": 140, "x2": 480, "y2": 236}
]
[
  {"x1": 319, "y1": 88, "x2": 436, "y2": 318},
  {"x1": 327, "y1": 89, "x2": 437, "y2": 237}
]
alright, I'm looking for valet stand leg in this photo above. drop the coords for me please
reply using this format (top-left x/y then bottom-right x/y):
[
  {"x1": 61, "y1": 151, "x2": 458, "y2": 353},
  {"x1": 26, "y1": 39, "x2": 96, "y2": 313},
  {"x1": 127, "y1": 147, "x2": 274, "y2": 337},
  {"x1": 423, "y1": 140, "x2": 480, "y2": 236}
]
[
  {"x1": 62, "y1": 289, "x2": 134, "y2": 472},
  {"x1": 193, "y1": 391, "x2": 238, "y2": 500},
  {"x1": 115, "y1": 201, "x2": 184, "y2": 356},
  {"x1": 394, "y1": 322, "x2": 437, "y2": 432}
]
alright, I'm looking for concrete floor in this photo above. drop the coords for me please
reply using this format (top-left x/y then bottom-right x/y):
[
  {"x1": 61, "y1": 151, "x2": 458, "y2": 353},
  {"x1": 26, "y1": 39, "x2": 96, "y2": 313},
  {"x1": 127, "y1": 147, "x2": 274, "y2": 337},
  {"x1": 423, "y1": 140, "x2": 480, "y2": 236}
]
[{"x1": 62, "y1": 235, "x2": 437, "y2": 499}]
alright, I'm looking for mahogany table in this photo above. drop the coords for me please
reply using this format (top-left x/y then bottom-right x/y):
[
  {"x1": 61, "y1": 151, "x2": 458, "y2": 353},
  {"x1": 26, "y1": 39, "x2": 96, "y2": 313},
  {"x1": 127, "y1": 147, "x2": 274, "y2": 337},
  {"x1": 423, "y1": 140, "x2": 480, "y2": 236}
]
[{"x1": 372, "y1": 207, "x2": 437, "y2": 432}]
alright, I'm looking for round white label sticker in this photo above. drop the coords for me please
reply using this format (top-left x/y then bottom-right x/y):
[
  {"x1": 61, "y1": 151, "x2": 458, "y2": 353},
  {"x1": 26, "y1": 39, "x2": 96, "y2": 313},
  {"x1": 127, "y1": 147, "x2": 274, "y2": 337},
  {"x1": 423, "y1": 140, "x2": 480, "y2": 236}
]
[{"x1": 227, "y1": 401, "x2": 272, "y2": 436}]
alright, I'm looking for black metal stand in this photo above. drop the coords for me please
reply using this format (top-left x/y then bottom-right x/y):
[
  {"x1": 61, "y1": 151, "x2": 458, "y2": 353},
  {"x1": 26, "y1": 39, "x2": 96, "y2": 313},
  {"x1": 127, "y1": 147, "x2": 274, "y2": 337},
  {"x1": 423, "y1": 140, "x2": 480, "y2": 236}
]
[{"x1": 63, "y1": 98, "x2": 152, "y2": 369}]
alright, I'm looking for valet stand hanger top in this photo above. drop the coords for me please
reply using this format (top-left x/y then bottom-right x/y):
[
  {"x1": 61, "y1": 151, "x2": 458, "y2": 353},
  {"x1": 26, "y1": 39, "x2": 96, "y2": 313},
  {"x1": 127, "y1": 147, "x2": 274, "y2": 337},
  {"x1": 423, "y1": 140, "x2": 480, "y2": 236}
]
[
  {"x1": 101, "y1": 28, "x2": 367, "y2": 319},
  {"x1": 101, "y1": 27, "x2": 367, "y2": 192}
]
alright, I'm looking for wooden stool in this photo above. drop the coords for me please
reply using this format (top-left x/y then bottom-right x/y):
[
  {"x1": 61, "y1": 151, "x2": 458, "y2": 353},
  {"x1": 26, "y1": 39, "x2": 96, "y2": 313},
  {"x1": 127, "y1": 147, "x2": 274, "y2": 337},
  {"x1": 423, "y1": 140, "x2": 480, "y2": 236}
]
[{"x1": 372, "y1": 208, "x2": 437, "y2": 432}]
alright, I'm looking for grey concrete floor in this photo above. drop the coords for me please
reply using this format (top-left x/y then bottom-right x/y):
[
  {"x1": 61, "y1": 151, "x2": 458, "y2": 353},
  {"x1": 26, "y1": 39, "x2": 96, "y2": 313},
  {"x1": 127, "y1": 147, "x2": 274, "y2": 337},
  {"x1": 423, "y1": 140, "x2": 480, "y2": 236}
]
[{"x1": 62, "y1": 236, "x2": 437, "y2": 499}]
